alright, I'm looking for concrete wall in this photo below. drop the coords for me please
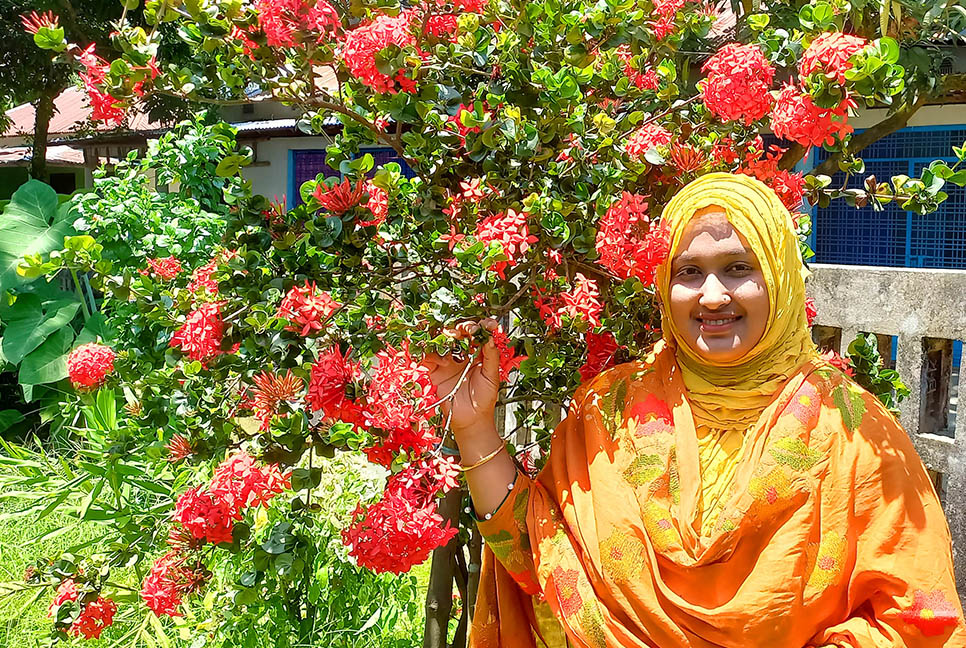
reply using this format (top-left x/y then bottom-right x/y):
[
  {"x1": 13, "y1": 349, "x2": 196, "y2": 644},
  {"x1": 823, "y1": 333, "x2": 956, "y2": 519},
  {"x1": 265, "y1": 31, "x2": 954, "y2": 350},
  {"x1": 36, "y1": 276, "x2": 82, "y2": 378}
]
[{"x1": 807, "y1": 263, "x2": 966, "y2": 598}]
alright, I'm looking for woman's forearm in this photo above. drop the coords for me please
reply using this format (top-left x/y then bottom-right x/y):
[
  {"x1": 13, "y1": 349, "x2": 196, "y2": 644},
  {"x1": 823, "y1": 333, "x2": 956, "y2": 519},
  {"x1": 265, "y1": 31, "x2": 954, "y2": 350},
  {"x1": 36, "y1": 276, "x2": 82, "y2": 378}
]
[{"x1": 454, "y1": 417, "x2": 519, "y2": 519}]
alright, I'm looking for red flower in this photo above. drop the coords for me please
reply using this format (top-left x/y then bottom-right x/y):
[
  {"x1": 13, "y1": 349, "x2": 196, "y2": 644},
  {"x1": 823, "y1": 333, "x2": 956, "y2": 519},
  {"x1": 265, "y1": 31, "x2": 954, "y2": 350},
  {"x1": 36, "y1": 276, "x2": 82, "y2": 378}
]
[
  {"x1": 649, "y1": 14, "x2": 677, "y2": 41},
  {"x1": 145, "y1": 256, "x2": 183, "y2": 280},
  {"x1": 616, "y1": 45, "x2": 658, "y2": 91},
  {"x1": 364, "y1": 423, "x2": 439, "y2": 467},
  {"x1": 170, "y1": 302, "x2": 226, "y2": 363},
  {"x1": 48, "y1": 580, "x2": 117, "y2": 640},
  {"x1": 805, "y1": 297, "x2": 817, "y2": 327},
  {"x1": 276, "y1": 281, "x2": 341, "y2": 336},
  {"x1": 738, "y1": 144, "x2": 806, "y2": 211},
  {"x1": 652, "y1": 0, "x2": 685, "y2": 17},
  {"x1": 596, "y1": 191, "x2": 650, "y2": 279},
  {"x1": 173, "y1": 486, "x2": 238, "y2": 545},
  {"x1": 424, "y1": 13, "x2": 459, "y2": 41},
  {"x1": 900, "y1": 589, "x2": 960, "y2": 637},
  {"x1": 306, "y1": 346, "x2": 361, "y2": 419},
  {"x1": 446, "y1": 103, "x2": 490, "y2": 149},
  {"x1": 363, "y1": 341, "x2": 437, "y2": 432},
  {"x1": 66, "y1": 343, "x2": 116, "y2": 390},
  {"x1": 475, "y1": 209, "x2": 538, "y2": 279},
  {"x1": 358, "y1": 181, "x2": 389, "y2": 227},
  {"x1": 819, "y1": 350, "x2": 854, "y2": 377},
  {"x1": 799, "y1": 32, "x2": 869, "y2": 85},
  {"x1": 248, "y1": 370, "x2": 305, "y2": 431},
  {"x1": 700, "y1": 43, "x2": 775, "y2": 125},
  {"x1": 631, "y1": 219, "x2": 671, "y2": 287},
  {"x1": 141, "y1": 551, "x2": 205, "y2": 617},
  {"x1": 165, "y1": 434, "x2": 193, "y2": 463},
  {"x1": 312, "y1": 177, "x2": 366, "y2": 214},
  {"x1": 491, "y1": 328, "x2": 527, "y2": 381},
  {"x1": 771, "y1": 83, "x2": 855, "y2": 148},
  {"x1": 255, "y1": 0, "x2": 340, "y2": 47},
  {"x1": 342, "y1": 11, "x2": 421, "y2": 93},
  {"x1": 187, "y1": 256, "x2": 220, "y2": 294},
  {"x1": 342, "y1": 456, "x2": 460, "y2": 574},
  {"x1": 210, "y1": 451, "x2": 291, "y2": 512},
  {"x1": 77, "y1": 45, "x2": 127, "y2": 126},
  {"x1": 579, "y1": 331, "x2": 620, "y2": 381},
  {"x1": 625, "y1": 123, "x2": 672, "y2": 161},
  {"x1": 559, "y1": 274, "x2": 603, "y2": 328},
  {"x1": 20, "y1": 10, "x2": 58, "y2": 34}
]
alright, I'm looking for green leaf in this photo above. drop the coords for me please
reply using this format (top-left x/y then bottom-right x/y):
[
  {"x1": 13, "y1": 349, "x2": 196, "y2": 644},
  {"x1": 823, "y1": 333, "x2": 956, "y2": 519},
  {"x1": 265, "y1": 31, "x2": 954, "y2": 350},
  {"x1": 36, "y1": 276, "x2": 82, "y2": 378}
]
[
  {"x1": 0, "y1": 293, "x2": 81, "y2": 365},
  {"x1": 18, "y1": 327, "x2": 74, "y2": 385},
  {"x1": 215, "y1": 153, "x2": 251, "y2": 177},
  {"x1": 0, "y1": 180, "x2": 77, "y2": 291},
  {"x1": 33, "y1": 26, "x2": 66, "y2": 52},
  {"x1": 0, "y1": 410, "x2": 25, "y2": 433}
]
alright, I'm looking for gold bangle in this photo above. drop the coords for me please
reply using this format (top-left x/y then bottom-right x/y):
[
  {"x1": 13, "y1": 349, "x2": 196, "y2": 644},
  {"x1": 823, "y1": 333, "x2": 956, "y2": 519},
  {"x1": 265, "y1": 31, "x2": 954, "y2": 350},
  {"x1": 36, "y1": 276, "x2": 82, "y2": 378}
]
[{"x1": 458, "y1": 442, "x2": 506, "y2": 472}]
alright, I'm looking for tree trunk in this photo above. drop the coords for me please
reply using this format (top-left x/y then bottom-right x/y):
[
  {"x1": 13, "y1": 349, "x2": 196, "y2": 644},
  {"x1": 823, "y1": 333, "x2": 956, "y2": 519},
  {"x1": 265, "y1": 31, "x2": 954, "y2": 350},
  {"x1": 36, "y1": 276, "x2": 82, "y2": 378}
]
[
  {"x1": 423, "y1": 487, "x2": 462, "y2": 648},
  {"x1": 30, "y1": 88, "x2": 57, "y2": 183},
  {"x1": 450, "y1": 548, "x2": 469, "y2": 648}
]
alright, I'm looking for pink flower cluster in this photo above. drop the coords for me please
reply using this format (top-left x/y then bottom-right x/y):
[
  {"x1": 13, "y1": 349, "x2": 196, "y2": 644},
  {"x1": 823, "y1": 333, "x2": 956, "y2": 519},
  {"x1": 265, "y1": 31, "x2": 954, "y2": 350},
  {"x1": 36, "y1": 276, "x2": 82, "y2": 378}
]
[
  {"x1": 145, "y1": 256, "x2": 183, "y2": 280},
  {"x1": 770, "y1": 83, "x2": 856, "y2": 148},
  {"x1": 48, "y1": 580, "x2": 117, "y2": 640},
  {"x1": 342, "y1": 11, "x2": 421, "y2": 93},
  {"x1": 799, "y1": 31, "x2": 869, "y2": 85},
  {"x1": 625, "y1": 123, "x2": 673, "y2": 160},
  {"x1": 276, "y1": 281, "x2": 341, "y2": 336},
  {"x1": 169, "y1": 302, "x2": 226, "y2": 363},
  {"x1": 595, "y1": 192, "x2": 650, "y2": 279},
  {"x1": 66, "y1": 343, "x2": 116, "y2": 390},
  {"x1": 342, "y1": 455, "x2": 460, "y2": 573},
  {"x1": 306, "y1": 346, "x2": 362, "y2": 421},
  {"x1": 475, "y1": 209, "x2": 538, "y2": 279},
  {"x1": 255, "y1": 0, "x2": 340, "y2": 47},
  {"x1": 535, "y1": 273, "x2": 604, "y2": 331},
  {"x1": 700, "y1": 42, "x2": 775, "y2": 125}
]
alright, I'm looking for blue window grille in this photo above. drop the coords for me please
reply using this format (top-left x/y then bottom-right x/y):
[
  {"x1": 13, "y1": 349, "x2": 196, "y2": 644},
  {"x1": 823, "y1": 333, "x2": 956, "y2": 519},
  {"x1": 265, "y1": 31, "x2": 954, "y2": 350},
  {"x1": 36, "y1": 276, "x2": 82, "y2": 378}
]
[
  {"x1": 809, "y1": 125, "x2": 966, "y2": 270},
  {"x1": 288, "y1": 147, "x2": 416, "y2": 207}
]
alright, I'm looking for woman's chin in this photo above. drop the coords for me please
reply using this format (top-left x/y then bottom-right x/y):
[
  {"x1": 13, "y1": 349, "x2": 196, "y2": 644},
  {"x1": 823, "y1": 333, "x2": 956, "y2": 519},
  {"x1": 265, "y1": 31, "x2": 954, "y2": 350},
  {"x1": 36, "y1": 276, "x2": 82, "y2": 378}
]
[{"x1": 692, "y1": 338, "x2": 745, "y2": 363}]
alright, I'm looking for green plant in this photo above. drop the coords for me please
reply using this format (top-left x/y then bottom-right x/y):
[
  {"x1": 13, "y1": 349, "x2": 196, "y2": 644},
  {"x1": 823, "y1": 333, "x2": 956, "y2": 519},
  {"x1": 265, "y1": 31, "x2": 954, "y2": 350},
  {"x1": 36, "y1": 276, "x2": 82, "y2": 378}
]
[{"x1": 846, "y1": 333, "x2": 910, "y2": 415}]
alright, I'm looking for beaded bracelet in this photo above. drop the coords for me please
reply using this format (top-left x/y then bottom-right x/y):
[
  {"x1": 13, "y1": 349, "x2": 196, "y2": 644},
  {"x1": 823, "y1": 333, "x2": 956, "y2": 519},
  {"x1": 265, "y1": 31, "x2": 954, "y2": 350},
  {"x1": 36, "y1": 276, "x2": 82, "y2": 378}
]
[{"x1": 457, "y1": 442, "x2": 506, "y2": 472}]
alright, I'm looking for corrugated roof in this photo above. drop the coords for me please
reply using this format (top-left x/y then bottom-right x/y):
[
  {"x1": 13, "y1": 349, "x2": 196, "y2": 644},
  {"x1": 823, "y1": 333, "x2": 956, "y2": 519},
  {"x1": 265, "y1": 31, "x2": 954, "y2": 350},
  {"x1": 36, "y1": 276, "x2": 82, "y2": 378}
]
[
  {"x1": 2, "y1": 87, "x2": 164, "y2": 139},
  {"x1": 0, "y1": 144, "x2": 85, "y2": 166}
]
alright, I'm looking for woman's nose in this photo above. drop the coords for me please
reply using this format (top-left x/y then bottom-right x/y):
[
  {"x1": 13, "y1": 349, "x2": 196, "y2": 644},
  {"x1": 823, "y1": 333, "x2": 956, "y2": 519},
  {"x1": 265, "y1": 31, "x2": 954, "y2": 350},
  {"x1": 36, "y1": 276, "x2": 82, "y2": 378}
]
[{"x1": 698, "y1": 274, "x2": 732, "y2": 309}]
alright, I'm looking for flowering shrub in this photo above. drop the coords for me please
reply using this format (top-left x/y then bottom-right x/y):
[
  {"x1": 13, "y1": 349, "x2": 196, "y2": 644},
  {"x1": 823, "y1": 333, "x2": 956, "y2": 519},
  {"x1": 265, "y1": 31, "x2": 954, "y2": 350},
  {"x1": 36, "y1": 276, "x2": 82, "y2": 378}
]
[{"x1": 11, "y1": 0, "x2": 965, "y2": 645}]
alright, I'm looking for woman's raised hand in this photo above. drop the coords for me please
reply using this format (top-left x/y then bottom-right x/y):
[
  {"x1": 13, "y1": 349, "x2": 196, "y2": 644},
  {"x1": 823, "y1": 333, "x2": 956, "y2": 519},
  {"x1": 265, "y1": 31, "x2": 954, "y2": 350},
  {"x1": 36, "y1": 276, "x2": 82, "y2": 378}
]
[{"x1": 422, "y1": 318, "x2": 502, "y2": 437}]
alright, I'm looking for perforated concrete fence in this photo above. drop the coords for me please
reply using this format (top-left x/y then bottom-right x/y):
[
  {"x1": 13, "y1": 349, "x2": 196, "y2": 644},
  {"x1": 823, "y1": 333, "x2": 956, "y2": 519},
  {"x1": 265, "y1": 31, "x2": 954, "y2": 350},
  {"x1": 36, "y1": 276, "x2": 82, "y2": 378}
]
[{"x1": 808, "y1": 263, "x2": 966, "y2": 600}]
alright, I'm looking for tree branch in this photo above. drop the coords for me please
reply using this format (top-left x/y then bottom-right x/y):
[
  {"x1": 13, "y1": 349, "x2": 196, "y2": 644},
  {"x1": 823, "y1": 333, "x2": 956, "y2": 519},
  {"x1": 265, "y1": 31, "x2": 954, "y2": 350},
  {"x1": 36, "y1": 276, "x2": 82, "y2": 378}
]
[{"x1": 810, "y1": 94, "x2": 928, "y2": 177}]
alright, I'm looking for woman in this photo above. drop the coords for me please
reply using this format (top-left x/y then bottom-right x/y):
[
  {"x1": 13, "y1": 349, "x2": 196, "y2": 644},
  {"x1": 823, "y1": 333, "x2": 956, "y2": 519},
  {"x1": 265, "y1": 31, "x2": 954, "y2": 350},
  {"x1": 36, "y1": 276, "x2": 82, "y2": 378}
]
[{"x1": 427, "y1": 172, "x2": 965, "y2": 647}]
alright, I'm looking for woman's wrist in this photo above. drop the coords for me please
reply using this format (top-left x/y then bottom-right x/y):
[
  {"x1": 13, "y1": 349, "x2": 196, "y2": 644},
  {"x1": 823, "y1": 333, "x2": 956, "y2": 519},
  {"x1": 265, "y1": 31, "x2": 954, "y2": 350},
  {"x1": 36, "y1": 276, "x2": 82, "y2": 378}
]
[{"x1": 452, "y1": 417, "x2": 502, "y2": 462}]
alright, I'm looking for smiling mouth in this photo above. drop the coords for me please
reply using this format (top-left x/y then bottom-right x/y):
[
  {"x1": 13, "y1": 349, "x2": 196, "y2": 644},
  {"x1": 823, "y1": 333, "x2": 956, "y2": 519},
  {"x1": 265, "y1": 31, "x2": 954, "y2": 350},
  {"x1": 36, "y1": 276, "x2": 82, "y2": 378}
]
[{"x1": 696, "y1": 315, "x2": 742, "y2": 329}]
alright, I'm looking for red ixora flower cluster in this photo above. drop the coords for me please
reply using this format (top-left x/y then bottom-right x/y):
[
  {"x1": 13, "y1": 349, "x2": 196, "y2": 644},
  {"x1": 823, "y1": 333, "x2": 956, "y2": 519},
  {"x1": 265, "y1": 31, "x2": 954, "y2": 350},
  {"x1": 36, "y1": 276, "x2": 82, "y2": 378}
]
[
  {"x1": 276, "y1": 281, "x2": 341, "y2": 335},
  {"x1": 491, "y1": 327, "x2": 527, "y2": 381},
  {"x1": 342, "y1": 11, "x2": 421, "y2": 93},
  {"x1": 342, "y1": 454, "x2": 460, "y2": 573},
  {"x1": 700, "y1": 42, "x2": 775, "y2": 125},
  {"x1": 617, "y1": 45, "x2": 659, "y2": 91},
  {"x1": 475, "y1": 209, "x2": 538, "y2": 279},
  {"x1": 147, "y1": 452, "x2": 290, "y2": 615},
  {"x1": 143, "y1": 256, "x2": 183, "y2": 280},
  {"x1": 799, "y1": 31, "x2": 869, "y2": 85},
  {"x1": 48, "y1": 580, "x2": 117, "y2": 640},
  {"x1": 362, "y1": 342, "x2": 439, "y2": 466},
  {"x1": 596, "y1": 192, "x2": 650, "y2": 279},
  {"x1": 255, "y1": 0, "x2": 340, "y2": 47},
  {"x1": 312, "y1": 178, "x2": 389, "y2": 226},
  {"x1": 247, "y1": 369, "x2": 305, "y2": 430},
  {"x1": 67, "y1": 343, "x2": 116, "y2": 390},
  {"x1": 188, "y1": 256, "x2": 220, "y2": 294},
  {"x1": 140, "y1": 551, "x2": 211, "y2": 617},
  {"x1": 579, "y1": 331, "x2": 620, "y2": 381},
  {"x1": 76, "y1": 44, "x2": 157, "y2": 126},
  {"x1": 625, "y1": 123, "x2": 673, "y2": 161},
  {"x1": 169, "y1": 302, "x2": 226, "y2": 363},
  {"x1": 819, "y1": 349, "x2": 855, "y2": 377},
  {"x1": 770, "y1": 83, "x2": 856, "y2": 148},
  {"x1": 306, "y1": 346, "x2": 362, "y2": 422},
  {"x1": 534, "y1": 273, "x2": 604, "y2": 331},
  {"x1": 739, "y1": 143, "x2": 806, "y2": 211}
]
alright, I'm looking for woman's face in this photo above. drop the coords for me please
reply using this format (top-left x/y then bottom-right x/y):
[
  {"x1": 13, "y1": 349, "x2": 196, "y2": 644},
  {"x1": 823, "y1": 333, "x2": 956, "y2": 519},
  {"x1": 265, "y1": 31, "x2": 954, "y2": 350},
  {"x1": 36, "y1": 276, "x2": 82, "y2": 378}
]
[{"x1": 667, "y1": 207, "x2": 769, "y2": 364}]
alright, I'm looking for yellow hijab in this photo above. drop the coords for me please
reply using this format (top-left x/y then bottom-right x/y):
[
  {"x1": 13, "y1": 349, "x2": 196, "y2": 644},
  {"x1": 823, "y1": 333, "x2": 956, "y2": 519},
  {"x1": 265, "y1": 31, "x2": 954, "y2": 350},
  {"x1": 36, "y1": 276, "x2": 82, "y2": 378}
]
[{"x1": 654, "y1": 172, "x2": 819, "y2": 434}]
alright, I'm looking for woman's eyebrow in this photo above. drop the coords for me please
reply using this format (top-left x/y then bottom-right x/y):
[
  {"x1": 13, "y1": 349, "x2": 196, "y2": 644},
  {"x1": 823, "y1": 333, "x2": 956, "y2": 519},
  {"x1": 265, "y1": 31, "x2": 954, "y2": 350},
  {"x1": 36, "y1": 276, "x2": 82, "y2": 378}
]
[{"x1": 672, "y1": 249, "x2": 752, "y2": 264}]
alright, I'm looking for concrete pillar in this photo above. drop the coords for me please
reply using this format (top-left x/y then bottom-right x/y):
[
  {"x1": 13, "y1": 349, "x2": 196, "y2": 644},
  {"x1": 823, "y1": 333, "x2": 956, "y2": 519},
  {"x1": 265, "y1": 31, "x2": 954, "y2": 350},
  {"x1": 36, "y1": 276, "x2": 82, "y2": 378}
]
[{"x1": 896, "y1": 334, "x2": 924, "y2": 437}]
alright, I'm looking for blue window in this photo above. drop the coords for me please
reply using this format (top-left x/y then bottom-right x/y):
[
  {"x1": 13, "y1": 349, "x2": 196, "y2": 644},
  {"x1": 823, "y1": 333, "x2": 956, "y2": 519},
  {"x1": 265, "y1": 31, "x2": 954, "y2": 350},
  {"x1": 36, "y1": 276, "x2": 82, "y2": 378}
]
[
  {"x1": 288, "y1": 147, "x2": 416, "y2": 207},
  {"x1": 809, "y1": 125, "x2": 966, "y2": 270}
]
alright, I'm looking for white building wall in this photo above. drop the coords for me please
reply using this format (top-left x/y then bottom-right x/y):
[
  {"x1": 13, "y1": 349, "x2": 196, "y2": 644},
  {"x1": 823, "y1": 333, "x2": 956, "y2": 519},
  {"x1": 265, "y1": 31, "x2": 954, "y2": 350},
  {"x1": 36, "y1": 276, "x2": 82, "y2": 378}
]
[{"x1": 241, "y1": 134, "x2": 336, "y2": 204}]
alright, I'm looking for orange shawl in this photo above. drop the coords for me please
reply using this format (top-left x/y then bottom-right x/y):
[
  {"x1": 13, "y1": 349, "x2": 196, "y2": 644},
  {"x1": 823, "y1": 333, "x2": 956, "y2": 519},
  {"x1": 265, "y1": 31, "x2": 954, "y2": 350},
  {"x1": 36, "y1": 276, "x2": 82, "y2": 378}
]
[{"x1": 469, "y1": 343, "x2": 965, "y2": 646}]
